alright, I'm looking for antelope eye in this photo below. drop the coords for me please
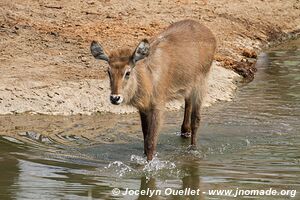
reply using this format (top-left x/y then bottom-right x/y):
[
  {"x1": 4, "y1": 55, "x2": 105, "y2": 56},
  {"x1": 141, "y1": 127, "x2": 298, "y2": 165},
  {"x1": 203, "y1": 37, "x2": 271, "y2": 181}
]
[{"x1": 125, "y1": 71, "x2": 130, "y2": 79}]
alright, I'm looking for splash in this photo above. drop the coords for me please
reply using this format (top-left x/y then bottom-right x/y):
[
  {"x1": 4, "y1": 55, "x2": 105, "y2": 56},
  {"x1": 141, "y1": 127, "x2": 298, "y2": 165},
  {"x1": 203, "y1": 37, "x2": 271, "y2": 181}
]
[
  {"x1": 130, "y1": 154, "x2": 177, "y2": 177},
  {"x1": 130, "y1": 154, "x2": 148, "y2": 165},
  {"x1": 103, "y1": 155, "x2": 178, "y2": 178},
  {"x1": 105, "y1": 161, "x2": 135, "y2": 177},
  {"x1": 143, "y1": 157, "x2": 176, "y2": 172},
  {"x1": 130, "y1": 154, "x2": 176, "y2": 172}
]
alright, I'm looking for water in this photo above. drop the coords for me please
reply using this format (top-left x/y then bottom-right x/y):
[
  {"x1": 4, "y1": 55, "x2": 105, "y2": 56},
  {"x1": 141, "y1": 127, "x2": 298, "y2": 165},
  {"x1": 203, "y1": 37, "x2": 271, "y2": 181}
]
[{"x1": 0, "y1": 39, "x2": 299, "y2": 200}]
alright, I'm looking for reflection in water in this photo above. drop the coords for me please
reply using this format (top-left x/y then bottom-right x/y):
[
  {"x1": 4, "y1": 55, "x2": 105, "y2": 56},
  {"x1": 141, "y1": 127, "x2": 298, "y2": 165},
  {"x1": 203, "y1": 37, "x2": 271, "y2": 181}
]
[
  {"x1": 168, "y1": 162, "x2": 204, "y2": 200},
  {"x1": 0, "y1": 38, "x2": 299, "y2": 199},
  {"x1": 137, "y1": 177, "x2": 160, "y2": 200},
  {"x1": 0, "y1": 140, "x2": 20, "y2": 200},
  {"x1": 135, "y1": 162, "x2": 205, "y2": 200},
  {"x1": 16, "y1": 160, "x2": 71, "y2": 200}
]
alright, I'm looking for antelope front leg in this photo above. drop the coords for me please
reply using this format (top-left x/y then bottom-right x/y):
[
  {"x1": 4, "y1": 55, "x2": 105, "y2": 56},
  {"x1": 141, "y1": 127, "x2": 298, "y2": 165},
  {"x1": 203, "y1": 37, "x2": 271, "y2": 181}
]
[
  {"x1": 145, "y1": 108, "x2": 161, "y2": 161},
  {"x1": 139, "y1": 110, "x2": 148, "y2": 155},
  {"x1": 191, "y1": 100, "x2": 202, "y2": 149},
  {"x1": 181, "y1": 97, "x2": 192, "y2": 138}
]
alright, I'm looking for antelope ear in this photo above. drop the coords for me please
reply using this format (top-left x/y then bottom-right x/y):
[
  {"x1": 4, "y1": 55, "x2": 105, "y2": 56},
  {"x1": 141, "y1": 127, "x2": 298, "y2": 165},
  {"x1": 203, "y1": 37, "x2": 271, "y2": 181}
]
[
  {"x1": 132, "y1": 39, "x2": 150, "y2": 64},
  {"x1": 90, "y1": 41, "x2": 109, "y2": 62}
]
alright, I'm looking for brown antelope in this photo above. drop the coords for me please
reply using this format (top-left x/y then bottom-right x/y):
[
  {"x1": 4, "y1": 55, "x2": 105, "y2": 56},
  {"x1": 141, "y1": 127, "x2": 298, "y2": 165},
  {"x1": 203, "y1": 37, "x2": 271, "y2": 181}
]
[{"x1": 91, "y1": 19, "x2": 216, "y2": 161}]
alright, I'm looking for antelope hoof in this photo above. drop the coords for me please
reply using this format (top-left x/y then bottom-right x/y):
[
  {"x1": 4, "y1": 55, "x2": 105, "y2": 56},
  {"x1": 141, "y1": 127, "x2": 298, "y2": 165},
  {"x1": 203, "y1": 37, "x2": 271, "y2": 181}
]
[
  {"x1": 147, "y1": 154, "x2": 153, "y2": 161},
  {"x1": 187, "y1": 145, "x2": 198, "y2": 151},
  {"x1": 181, "y1": 132, "x2": 191, "y2": 138}
]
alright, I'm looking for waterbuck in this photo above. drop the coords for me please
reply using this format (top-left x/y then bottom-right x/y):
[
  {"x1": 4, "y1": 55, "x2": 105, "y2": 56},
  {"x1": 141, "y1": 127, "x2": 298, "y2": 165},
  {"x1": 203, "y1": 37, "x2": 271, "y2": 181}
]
[{"x1": 91, "y1": 19, "x2": 216, "y2": 161}]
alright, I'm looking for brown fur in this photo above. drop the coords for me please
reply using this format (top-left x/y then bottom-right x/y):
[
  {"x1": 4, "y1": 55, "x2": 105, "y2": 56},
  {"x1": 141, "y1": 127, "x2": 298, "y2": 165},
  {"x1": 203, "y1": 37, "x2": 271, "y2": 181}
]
[{"x1": 97, "y1": 20, "x2": 216, "y2": 160}]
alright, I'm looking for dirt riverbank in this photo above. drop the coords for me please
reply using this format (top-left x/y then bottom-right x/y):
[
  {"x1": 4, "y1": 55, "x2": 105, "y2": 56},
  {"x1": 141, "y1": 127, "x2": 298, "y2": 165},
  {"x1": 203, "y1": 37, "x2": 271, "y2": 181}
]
[{"x1": 0, "y1": 0, "x2": 299, "y2": 115}]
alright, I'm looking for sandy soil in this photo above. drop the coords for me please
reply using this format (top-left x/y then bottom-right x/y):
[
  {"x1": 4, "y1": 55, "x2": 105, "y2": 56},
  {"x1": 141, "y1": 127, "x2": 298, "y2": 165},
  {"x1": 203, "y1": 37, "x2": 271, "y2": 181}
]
[{"x1": 0, "y1": 0, "x2": 299, "y2": 115}]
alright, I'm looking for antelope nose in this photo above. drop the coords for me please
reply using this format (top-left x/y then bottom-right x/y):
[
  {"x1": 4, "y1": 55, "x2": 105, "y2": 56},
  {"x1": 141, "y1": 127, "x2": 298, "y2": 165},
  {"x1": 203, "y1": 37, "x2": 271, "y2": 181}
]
[{"x1": 110, "y1": 95, "x2": 122, "y2": 105}]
